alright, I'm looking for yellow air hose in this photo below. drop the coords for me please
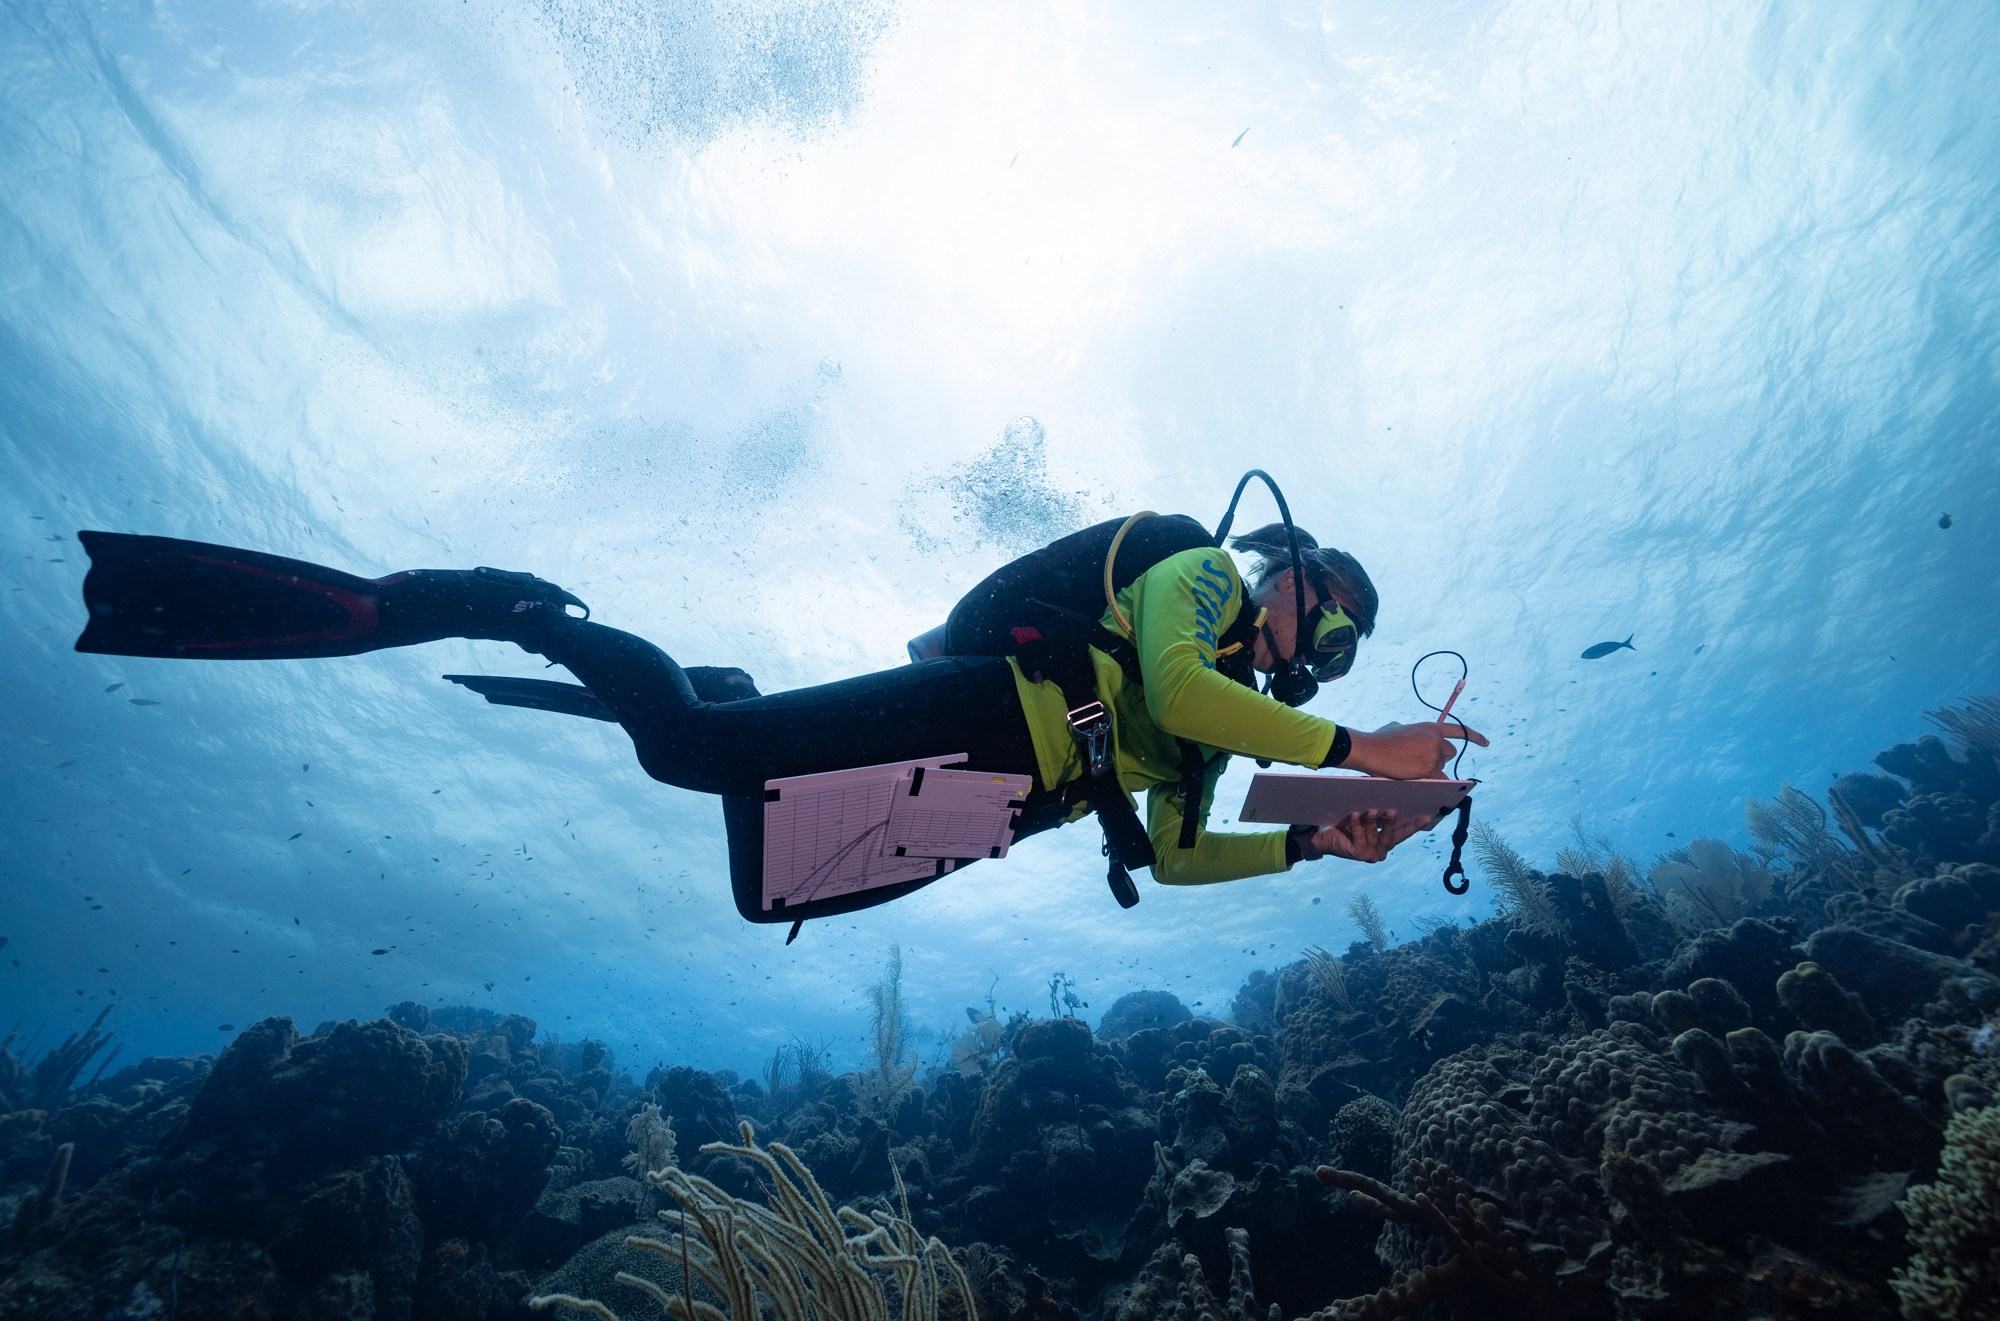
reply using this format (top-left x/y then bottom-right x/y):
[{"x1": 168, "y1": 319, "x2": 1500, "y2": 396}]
[
  {"x1": 1102, "y1": 511, "x2": 1155, "y2": 637},
  {"x1": 1103, "y1": 509, "x2": 1264, "y2": 651}
]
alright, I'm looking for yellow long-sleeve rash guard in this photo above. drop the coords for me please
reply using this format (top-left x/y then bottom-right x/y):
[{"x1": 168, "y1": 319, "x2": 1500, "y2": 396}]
[{"x1": 1007, "y1": 545, "x2": 1342, "y2": 885}]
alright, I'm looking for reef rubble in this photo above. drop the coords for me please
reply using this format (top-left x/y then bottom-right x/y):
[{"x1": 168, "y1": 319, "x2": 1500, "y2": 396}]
[{"x1": 3, "y1": 703, "x2": 1999, "y2": 1319}]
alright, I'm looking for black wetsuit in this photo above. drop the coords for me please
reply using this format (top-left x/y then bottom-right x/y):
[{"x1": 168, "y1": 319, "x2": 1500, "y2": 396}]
[{"x1": 537, "y1": 621, "x2": 1044, "y2": 923}]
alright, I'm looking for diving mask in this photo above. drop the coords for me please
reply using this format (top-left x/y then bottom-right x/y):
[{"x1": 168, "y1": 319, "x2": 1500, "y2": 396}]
[{"x1": 1302, "y1": 597, "x2": 1360, "y2": 681}]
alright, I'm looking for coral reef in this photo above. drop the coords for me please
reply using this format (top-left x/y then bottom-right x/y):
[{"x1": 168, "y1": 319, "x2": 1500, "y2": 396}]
[
  {"x1": 1315, "y1": 1159, "x2": 1556, "y2": 1320},
  {"x1": 4, "y1": 700, "x2": 2000, "y2": 1319}
]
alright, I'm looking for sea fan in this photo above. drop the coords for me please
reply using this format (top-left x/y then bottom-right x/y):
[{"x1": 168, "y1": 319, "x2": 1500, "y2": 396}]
[{"x1": 1648, "y1": 839, "x2": 1772, "y2": 929}]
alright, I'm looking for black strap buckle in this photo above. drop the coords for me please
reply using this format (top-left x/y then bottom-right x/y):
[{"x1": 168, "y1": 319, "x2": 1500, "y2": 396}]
[{"x1": 1067, "y1": 700, "x2": 1113, "y2": 777}]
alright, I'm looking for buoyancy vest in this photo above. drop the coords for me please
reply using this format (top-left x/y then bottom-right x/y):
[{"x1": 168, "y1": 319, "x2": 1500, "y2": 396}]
[{"x1": 919, "y1": 513, "x2": 1263, "y2": 906}]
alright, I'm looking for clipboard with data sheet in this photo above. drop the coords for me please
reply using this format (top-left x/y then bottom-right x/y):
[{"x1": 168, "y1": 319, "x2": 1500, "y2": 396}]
[
  {"x1": 760, "y1": 755, "x2": 1033, "y2": 912},
  {"x1": 1237, "y1": 773, "x2": 1475, "y2": 829}
]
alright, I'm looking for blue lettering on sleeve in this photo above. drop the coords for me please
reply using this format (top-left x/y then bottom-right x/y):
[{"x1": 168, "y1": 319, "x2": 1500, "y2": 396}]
[{"x1": 1186, "y1": 560, "x2": 1236, "y2": 667}]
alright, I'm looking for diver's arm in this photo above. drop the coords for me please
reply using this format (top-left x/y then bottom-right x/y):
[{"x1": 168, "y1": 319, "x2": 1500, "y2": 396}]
[
  {"x1": 1342, "y1": 722, "x2": 1490, "y2": 779},
  {"x1": 1144, "y1": 776, "x2": 1290, "y2": 885},
  {"x1": 1127, "y1": 550, "x2": 1340, "y2": 767}
]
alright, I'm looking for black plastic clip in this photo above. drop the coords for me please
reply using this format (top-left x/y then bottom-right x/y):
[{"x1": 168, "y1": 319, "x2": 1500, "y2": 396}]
[
  {"x1": 1440, "y1": 796, "x2": 1473, "y2": 895},
  {"x1": 1104, "y1": 839, "x2": 1141, "y2": 908}
]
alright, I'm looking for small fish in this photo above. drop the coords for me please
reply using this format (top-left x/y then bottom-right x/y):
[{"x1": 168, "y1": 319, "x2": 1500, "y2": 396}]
[
  {"x1": 372, "y1": 948, "x2": 389, "y2": 956},
  {"x1": 294, "y1": 917, "x2": 300, "y2": 925},
  {"x1": 54, "y1": 759, "x2": 75, "y2": 769},
  {"x1": 1231, "y1": 126, "x2": 1250, "y2": 148},
  {"x1": 1938, "y1": 513, "x2": 1951, "y2": 529},
  {"x1": 218, "y1": 1024, "x2": 234, "y2": 1032},
  {"x1": 104, "y1": 682, "x2": 124, "y2": 693},
  {"x1": 287, "y1": 832, "x2": 302, "y2": 841},
  {"x1": 1580, "y1": 635, "x2": 1635, "y2": 660},
  {"x1": 1693, "y1": 644, "x2": 1705, "y2": 655},
  {"x1": 129, "y1": 698, "x2": 160, "y2": 706}
]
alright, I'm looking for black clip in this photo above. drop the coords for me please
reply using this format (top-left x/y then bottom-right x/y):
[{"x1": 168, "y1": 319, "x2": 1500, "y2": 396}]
[
  {"x1": 1440, "y1": 796, "x2": 1473, "y2": 895},
  {"x1": 1067, "y1": 700, "x2": 1113, "y2": 777},
  {"x1": 1104, "y1": 842, "x2": 1141, "y2": 908}
]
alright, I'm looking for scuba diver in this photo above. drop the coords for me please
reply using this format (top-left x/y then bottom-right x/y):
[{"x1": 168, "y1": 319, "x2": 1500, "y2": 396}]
[{"x1": 74, "y1": 472, "x2": 1485, "y2": 934}]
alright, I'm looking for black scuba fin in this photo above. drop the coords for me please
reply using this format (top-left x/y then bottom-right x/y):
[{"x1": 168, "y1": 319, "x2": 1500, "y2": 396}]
[
  {"x1": 442, "y1": 665, "x2": 761, "y2": 722},
  {"x1": 75, "y1": 531, "x2": 586, "y2": 661},
  {"x1": 443, "y1": 675, "x2": 618, "y2": 722}
]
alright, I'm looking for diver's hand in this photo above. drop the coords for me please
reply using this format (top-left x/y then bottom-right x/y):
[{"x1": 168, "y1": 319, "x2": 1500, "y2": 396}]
[
  {"x1": 1343, "y1": 721, "x2": 1488, "y2": 779},
  {"x1": 1306, "y1": 809, "x2": 1431, "y2": 863}
]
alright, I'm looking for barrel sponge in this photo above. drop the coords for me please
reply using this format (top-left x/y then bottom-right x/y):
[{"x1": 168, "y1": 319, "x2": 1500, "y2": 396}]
[{"x1": 1892, "y1": 1103, "x2": 2000, "y2": 1320}]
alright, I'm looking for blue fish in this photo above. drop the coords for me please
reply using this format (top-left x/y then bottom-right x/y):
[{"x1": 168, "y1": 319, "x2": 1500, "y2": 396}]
[{"x1": 1581, "y1": 635, "x2": 1635, "y2": 660}]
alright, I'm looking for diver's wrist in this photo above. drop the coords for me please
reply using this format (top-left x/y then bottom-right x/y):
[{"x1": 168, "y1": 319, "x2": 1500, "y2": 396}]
[
  {"x1": 1286, "y1": 823, "x2": 1321, "y2": 865},
  {"x1": 1326, "y1": 725, "x2": 1352, "y2": 768}
]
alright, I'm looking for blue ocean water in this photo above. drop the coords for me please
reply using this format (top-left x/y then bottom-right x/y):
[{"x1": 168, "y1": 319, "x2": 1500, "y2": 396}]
[{"x1": 1, "y1": 0, "x2": 1994, "y2": 1081}]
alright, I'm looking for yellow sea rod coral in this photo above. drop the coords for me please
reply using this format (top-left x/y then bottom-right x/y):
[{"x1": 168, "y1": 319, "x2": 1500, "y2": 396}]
[{"x1": 530, "y1": 1120, "x2": 973, "y2": 1321}]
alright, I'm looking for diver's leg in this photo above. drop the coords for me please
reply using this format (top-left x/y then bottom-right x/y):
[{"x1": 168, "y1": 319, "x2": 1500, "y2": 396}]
[
  {"x1": 530, "y1": 620, "x2": 1038, "y2": 796},
  {"x1": 683, "y1": 667, "x2": 761, "y2": 702}
]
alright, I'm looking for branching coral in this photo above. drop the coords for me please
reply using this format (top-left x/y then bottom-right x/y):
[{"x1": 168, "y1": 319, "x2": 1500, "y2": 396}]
[
  {"x1": 623, "y1": 1102, "x2": 677, "y2": 1179},
  {"x1": 1169, "y1": 1226, "x2": 1274, "y2": 1321},
  {"x1": 1470, "y1": 822, "x2": 1559, "y2": 932},
  {"x1": 1346, "y1": 894, "x2": 1389, "y2": 953},
  {"x1": 1892, "y1": 1102, "x2": 2000, "y2": 1319},
  {"x1": 1301, "y1": 947, "x2": 1353, "y2": 1014},
  {"x1": 1648, "y1": 839, "x2": 1772, "y2": 929},
  {"x1": 1555, "y1": 814, "x2": 1641, "y2": 900},
  {"x1": 531, "y1": 1121, "x2": 973, "y2": 1321},
  {"x1": 1309, "y1": 1160, "x2": 1558, "y2": 1321},
  {"x1": 7, "y1": 1142, "x2": 74, "y2": 1250},
  {"x1": 764, "y1": 1038, "x2": 834, "y2": 1112},
  {"x1": 1927, "y1": 694, "x2": 2000, "y2": 759},
  {"x1": 1743, "y1": 783, "x2": 1851, "y2": 877},
  {"x1": 0, "y1": 1006, "x2": 117, "y2": 1111},
  {"x1": 1826, "y1": 784, "x2": 1915, "y2": 877},
  {"x1": 861, "y1": 945, "x2": 918, "y2": 1114}
]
